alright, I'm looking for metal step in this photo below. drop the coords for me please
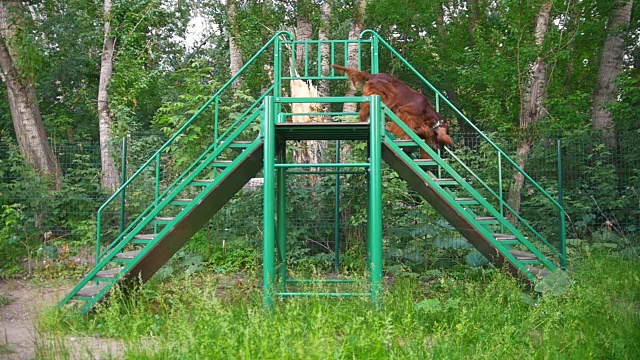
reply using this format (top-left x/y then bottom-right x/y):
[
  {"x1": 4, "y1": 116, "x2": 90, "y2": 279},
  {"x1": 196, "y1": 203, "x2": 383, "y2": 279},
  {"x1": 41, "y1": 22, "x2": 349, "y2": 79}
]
[
  {"x1": 475, "y1": 216, "x2": 499, "y2": 224},
  {"x1": 509, "y1": 250, "x2": 537, "y2": 260},
  {"x1": 204, "y1": 160, "x2": 233, "y2": 168},
  {"x1": 493, "y1": 233, "x2": 520, "y2": 245},
  {"x1": 75, "y1": 283, "x2": 107, "y2": 298},
  {"x1": 115, "y1": 250, "x2": 141, "y2": 260},
  {"x1": 433, "y1": 177, "x2": 458, "y2": 186},
  {"x1": 226, "y1": 140, "x2": 253, "y2": 152},
  {"x1": 190, "y1": 179, "x2": 213, "y2": 187},
  {"x1": 132, "y1": 233, "x2": 157, "y2": 245},
  {"x1": 455, "y1": 197, "x2": 479, "y2": 205},
  {"x1": 153, "y1": 217, "x2": 174, "y2": 225},
  {"x1": 94, "y1": 267, "x2": 122, "y2": 279},
  {"x1": 414, "y1": 159, "x2": 438, "y2": 167},
  {"x1": 169, "y1": 198, "x2": 192, "y2": 206}
]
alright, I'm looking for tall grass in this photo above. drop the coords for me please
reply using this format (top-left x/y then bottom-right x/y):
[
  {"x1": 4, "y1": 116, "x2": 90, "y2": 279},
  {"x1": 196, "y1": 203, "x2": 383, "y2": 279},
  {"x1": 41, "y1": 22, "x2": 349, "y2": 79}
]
[{"x1": 38, "y1": 253, "x2": 639, "y2": 359}]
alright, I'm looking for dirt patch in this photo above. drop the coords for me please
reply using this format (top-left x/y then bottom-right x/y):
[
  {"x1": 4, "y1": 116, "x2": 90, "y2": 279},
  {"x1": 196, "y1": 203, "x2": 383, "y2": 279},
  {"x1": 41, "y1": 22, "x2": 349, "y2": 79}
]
[{"x1": 0, "y1": 280, "x2": 124, "y2": 359}]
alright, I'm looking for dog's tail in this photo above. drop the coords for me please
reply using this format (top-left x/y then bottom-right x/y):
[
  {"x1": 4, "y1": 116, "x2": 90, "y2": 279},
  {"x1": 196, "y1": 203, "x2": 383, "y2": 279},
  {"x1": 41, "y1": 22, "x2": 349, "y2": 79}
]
[{"x1": 331, "y1": 64, "x2": 371, "y2": 86}]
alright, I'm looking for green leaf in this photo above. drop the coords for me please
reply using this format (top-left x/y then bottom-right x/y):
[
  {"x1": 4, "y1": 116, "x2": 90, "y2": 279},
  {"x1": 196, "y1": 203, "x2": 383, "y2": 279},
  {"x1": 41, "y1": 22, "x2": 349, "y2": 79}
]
[
  {"x1": 465, "y1": 251, "x2": 489, "y2": 267},
  {"x1": 534, "y1": 271, "x2": 571, "y2": 297},
  {"x1": 414, "y1": 298, "x2": 442, "y2": 314}
]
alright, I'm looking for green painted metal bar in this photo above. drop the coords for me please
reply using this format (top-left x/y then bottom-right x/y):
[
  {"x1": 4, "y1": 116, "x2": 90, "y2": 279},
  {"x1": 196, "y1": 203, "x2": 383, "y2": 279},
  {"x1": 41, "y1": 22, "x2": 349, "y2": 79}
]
[
  {"x1": 498, "y1": 152, "x2": 504, "y2": 233},
  {"x1": 317, "y1": 42, "x2": 322, "y2": 77},
  {"x1": 334, "y1": 140, "x2": 341, "y2": 271},
  {"x1": 558, "y1": 139, "x2": 566, "y2": 268},
  {"x1": 359, "y1": 30, "x2": 565, "y2": 224},
  {"x1": 330, "y1": 41, "x2": 335, "y2": 75},
  {"x1": 304, "y1": 42, "x2": 309, "y2": 77},
  {"x1": 99, "y1": 110, "x2": 262, "y2": 261},
  {"x1": 275, "y1": 96, "x2": 369, "y2": 104},
  {"x1": 274, "y1": 163, "x2": 370, "y2": 168},
  {"x1": 279, "y1": 112, "x2": 359, "y2": 117},
  {"x1": 263, "y1": 96, "x2": 276, "y2": 310},
  {"x1": 371, "y1": 36, "x2": 379, "y2": 74},
  {"x1": 95, "y1": 31, "x2": 291, "y2": 259},
  {"x1": 154, "y1": 153, "x2": 160, "y2": 206},
  {"x1": 383, "y1": 107, "x2": 558, "y2": 272},
  {"x1": 119, "y1": 136, "x2": 127, "y2": 234},
  {"x1": 277, "y1": 144, "x2": 287, "y2": 292},
  {"x1": 61, "y1": 138, "x2": 265, "y2": 312},
  {"x1": 277, "y1": 292, "x2": 370, "y2": 297},
  {"x1": 286, "y1": 279, "x2": 357, "y2": 284},
  {"x1": 214, "y1": 97, "x2": 219, "y2": 146},
  {"x1": 288, "y1": 170, "x2": 366, "y2": 175},
  {"x1": 369, "y1": 95, "x2": 383, "y2": 308}
]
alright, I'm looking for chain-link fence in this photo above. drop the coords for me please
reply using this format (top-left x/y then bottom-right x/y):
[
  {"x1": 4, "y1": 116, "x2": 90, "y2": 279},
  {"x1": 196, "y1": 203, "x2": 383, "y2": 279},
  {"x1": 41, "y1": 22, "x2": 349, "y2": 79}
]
[{"x1": 1, "y1": 129, "x2": 638, "y2": 271}]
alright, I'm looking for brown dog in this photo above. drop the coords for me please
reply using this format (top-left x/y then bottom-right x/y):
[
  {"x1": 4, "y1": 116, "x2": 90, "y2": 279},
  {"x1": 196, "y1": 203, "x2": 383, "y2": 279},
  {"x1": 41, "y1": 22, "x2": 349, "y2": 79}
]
[{"x1": 332, "y1": 64, "x2": 453, "y2": 158}]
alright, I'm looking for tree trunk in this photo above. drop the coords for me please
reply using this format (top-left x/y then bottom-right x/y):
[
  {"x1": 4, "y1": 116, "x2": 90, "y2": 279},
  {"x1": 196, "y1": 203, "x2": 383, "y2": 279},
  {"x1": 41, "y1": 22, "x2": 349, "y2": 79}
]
[
  {"x1": 591, "y1": 0, "x2": 633, "y2": 149},
  {"x1": 318, "y1": 1, "x2": 331, "y2": 111},
  {"x1": 342, "y1": 0, "x2": 367, "y2": 114},
  {"x1": 507, "y1": 2, "x2": 552, "y2": 219},
  {"x1": 0, "y1": 1, "x2": 62, "y2": 189},
  {"x1": 98, "y1": 0, "x2": 119, "y2": 191},
  {"x1": 227, "y1": 0, "x2": 243, "y2": 90}
]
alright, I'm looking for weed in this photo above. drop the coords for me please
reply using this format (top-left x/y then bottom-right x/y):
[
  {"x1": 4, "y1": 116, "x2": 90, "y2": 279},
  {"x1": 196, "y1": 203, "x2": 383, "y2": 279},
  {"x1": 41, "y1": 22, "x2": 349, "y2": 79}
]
[
  {"x1": 37, "y1": 252, "x2": 640, "y2": 359},
  {"x1": 0, "y1": 294, "x2": 11, "y2": 307}
]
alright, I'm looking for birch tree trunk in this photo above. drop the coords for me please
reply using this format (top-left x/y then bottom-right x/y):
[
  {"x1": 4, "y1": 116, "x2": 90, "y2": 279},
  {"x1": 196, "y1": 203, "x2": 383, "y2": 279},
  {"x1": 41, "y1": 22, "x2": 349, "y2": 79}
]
[
  {"x1": 318, "y1": 1, "x2": 331, "y2": 110},
  {"x1": 97, "y1": 0, "x2": 119, "y2": 191},
  {"x1": 507, "y1": 2, "x2": 552, "y2": 219},
  {"x1": 591, "y1": 0, "x2": 633, "y2": 149},
  {"x1": 227, "y1": 0, "x2": 243, "y2": 90},
  {"x1": 0, "y1": 1, "x2": 62, "y2": 189},
  {"x1": 342, "y1": 0, "x2": 367, "y2": 114}
]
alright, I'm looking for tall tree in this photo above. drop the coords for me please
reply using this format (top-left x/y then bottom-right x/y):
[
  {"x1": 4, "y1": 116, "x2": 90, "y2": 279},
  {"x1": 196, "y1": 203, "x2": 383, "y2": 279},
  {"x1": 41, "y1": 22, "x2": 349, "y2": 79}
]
[
  {"x1": 342, "y1": 0, "x2": 367, "y2": 113},
  {"x1": 591, "y1": 0, "x2": 633, "y2": 149},
  {"x1": 0, "y1": 1, "x2": 62, "y2": 189},
  {"x1": 97, "y1": 0, "x2": 119, "y2": 190},
  {"x1": 227, "y1": 0, "x2": 244, "y2": 90},
  {"x1": 318, "y1": 1, "x2": 332, "y2": 105},
  {"x1": 507, "y1": 2, "x2": 552, "y2": 218}
]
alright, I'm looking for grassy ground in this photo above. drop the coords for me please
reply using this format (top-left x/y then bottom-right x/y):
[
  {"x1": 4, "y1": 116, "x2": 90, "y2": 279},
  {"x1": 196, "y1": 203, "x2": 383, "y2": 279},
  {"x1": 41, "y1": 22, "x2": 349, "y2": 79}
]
[{"x1": 37, "y1": 252, "x2": 639, "y2": 359}]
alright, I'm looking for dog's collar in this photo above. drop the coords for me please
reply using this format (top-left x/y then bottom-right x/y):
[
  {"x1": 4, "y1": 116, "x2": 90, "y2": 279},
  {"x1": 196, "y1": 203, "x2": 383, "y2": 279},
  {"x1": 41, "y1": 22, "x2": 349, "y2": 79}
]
[{"x1": 432, "y1": 119, "x2": 446, "y2": 131}]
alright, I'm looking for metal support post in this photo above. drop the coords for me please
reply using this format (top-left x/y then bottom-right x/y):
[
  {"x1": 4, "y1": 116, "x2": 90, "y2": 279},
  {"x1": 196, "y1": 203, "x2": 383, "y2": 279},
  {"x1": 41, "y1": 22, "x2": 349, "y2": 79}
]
[
  {"x1": 119, "y1": 136, "x2": 127, "y2": 234},
  {"x1": 277, "y1": 143, "x2": 287, "y2": 291},
  {"x1": 334, "y1": 140, "x2": 341, "y2": 271},
  {"x1": 368, "y1": 95, "x2": 383, "y2": 309},
  {"x1": 263, "y1": 96, "x2": 276, "y2": 310},
  {"x1": 557, "y1": 139, "x2": 566, "y2": 269}
]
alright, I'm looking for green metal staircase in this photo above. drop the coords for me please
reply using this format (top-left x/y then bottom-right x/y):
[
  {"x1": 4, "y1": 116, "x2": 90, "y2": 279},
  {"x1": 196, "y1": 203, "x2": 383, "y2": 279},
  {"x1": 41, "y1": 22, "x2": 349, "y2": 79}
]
[{"x1": 60, "y1": 30, "x2": 566, "y2": 314}]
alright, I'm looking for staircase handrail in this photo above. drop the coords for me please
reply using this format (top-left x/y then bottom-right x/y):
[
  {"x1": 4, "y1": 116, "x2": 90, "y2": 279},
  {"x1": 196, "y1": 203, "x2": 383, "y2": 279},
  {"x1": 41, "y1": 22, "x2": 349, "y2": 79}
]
[
  {"x1": 361, "y1": 29, "x2": 566, "y2": 266},
  {"x1": 96, "y1": 31, "x2": 293, "y2": 261}
]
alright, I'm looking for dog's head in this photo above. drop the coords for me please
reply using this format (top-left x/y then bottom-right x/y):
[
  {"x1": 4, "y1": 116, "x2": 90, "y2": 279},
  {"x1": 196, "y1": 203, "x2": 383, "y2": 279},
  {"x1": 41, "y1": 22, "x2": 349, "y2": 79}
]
[{"x1": 432, "y1": 119, "x2": 454, "y2": 149}]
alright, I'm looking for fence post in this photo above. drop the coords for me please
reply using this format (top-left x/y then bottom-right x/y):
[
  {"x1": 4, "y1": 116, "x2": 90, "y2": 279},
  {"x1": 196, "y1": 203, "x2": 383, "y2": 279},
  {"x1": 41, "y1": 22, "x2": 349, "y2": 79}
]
[
  {"x1": 557, "y1": 139, "x2": 566, "y2": 268},
  {"x1": 334, "y1": 140, "x2": 341, "y2": 271},
  {"x1": 119, "y1": 135, "x2": 127, "y2": 234}
]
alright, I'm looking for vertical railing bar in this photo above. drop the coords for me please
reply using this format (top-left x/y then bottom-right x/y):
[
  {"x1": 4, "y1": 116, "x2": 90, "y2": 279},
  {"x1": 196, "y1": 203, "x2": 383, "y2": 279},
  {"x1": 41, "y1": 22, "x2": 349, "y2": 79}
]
[
  {"x1": 214, "y1": 97, "x2": 219, "y2": 147},
  {"x1": 344, "y1": 41, "x2": 349, "y2": 66},
  {"x1": 371, "y1": 36, "x2": 379, "y2": 74},
  {"x1": 558, "y1": 139, "x2": 566, "y2": 268},
  {"x1": 317, "y1": 41, "x2": 322, "y2": 77},
  {"x1": 331, "y1": 41, "x2": 335, "y2": 75},
  {"x1": 334, "y1": 140, "x2": 341, "y2": 271},
  {"x1": 304, "y1": 41, "x2": 309, "y2": 77},
  {"x1": 263, "y1": 96, "x2": 276, "y2": 310},
  {"x1": 119, "y1": 136, "x2": 127, "y2": 234},
  {"x1": 435, "y1": 93, "x2": 440, "y2": 113},
  {"x1": 498, "y1": 152, "x2": 504, "y2": 233}
]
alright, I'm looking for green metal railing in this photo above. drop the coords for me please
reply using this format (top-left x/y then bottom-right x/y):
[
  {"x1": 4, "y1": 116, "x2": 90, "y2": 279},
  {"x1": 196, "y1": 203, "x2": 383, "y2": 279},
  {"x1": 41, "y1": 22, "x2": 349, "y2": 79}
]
[
  {"x1": 358, "y1": 30, "x2": 566, "y2": 267},
  {"x1": 95, "y1": 31, "x2": 293, "y2": 262}
]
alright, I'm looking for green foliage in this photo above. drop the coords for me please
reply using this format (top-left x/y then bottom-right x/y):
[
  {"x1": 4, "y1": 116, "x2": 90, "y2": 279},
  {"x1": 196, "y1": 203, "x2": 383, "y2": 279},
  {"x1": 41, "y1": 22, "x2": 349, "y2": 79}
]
[{"x1": 38, "y1": 253, "x2": 640, "y2": 359}]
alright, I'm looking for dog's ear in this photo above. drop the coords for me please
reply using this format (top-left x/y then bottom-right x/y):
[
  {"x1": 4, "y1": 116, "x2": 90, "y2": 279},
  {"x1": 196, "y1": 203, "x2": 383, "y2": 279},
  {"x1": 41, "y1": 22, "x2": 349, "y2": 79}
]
[{"x1": 435, "y1": 127, "x2": 454, "y2": 146}]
